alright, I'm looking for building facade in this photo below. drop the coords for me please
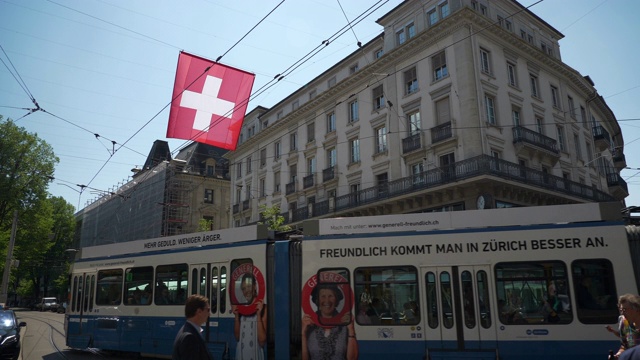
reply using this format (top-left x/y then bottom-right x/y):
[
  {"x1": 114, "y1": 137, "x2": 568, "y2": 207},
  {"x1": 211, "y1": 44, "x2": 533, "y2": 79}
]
[
  {"x1": 227, "y1": 0, "x2": 627, "y2": 228},
  {"x1": 77, "y1": 140, "x2": 230, "y2": 247}
]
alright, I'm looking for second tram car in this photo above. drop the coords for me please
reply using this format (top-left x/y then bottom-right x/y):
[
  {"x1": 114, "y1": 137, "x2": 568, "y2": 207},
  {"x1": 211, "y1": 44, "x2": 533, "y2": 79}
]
[{"x1": 65, "y1": 203, "x2": 636, "y2": 359}]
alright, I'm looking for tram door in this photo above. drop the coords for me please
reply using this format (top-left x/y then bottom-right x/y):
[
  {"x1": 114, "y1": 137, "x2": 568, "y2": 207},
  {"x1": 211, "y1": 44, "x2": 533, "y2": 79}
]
[
  {"x1": 66, "y1": 271, "x2": 96, "y2": 347},
  {"x1": 421, "y1": 266, "x2": 497, "y2": 356},
  {"x1": 190, "y1": 263, "x2": 228, "y2": 341}
]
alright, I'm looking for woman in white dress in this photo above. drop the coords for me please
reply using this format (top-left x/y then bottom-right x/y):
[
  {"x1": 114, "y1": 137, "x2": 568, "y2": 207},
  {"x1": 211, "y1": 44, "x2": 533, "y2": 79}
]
[{"x1": 232, "y1": 273, "x2": 267, "y2": 360}]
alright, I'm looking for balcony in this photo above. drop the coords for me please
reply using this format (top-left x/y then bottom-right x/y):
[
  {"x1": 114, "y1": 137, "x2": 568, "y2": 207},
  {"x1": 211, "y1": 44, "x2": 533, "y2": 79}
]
[
  {"x1": 612, "y1": 148, "x2": 627, "y2": 170},
  {"x1": 286, "y1": 181, "x2": 296, "y2": 195},
  {"x1": 291, "y1": 206, "x2": 309, "y2": 223},
  {"x1": 431, "y1": 121, "x2": 452, "y2": 144},
  {"x1": 402, "y1": 133, "x2": 421, "y2": 154},
  {"x1": 592, "y1": 125, "x2": 611, "y2": 151},
  {"x1": 512, "y1": 126, "x2": 560, "y2": 163},
  {"x1": 286, "y1": 155, "x2": 613, "y2": 223},
  {"x1": 303, "y1": 174, "x2": 315, "y2": 189},
  {"x1": 233, "y1": 203, "x2": 239, "y2": 214},
  {"x1": 323, "y1": 166, "x2": 335, "y2": 182},
  {"x1": 606, "y1": 172, "x2": 629, "y2": 200},
  {"x1": 242, "y1": 199, "x2": 250, "y2": 211}
]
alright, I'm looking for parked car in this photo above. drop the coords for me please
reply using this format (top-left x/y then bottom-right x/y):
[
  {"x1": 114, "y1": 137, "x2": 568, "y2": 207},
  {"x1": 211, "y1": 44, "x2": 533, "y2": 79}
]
[
  {"x1": 37, "y1": 297, "x2": 59, "y2": 312},
  {"x1": 0, "y1": 309, "x2": 26, "y2": 360},
  {"x1": 56, "y1": 302, "x2": 67, "y2": 313}
]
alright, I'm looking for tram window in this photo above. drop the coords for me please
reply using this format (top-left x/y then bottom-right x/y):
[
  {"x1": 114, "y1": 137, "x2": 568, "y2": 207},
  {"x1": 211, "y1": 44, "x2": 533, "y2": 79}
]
[
  {"x1": 124, "y1": 266, "x2": 153, "y2": 306},
  {"x1": 231, "y1": 259, "x2": 255, "y2": 305},
  {"x1": 495, "y1": 261, "x2": 572, "y2": 325},
  {"x1": 199, "y1": 267, "x2": 206, "y2": 297},
  {"x1": 440, "y1": 272, "x2": 454, "y2": 329},
  {"x1": 156, "y1": 264, "x2": 188, "y2": 305},
  {"x1": 191, "y1": 268, "x2": 198, "y2": 296},
  {"x1": 425, "y1": 272, "x2": 438, "y2": 328},
  {"x1": 72, "y1": 276, "x2": 80, "y2": 313},
  {"x1": 461, "y1": 271, "x2": 476, "y2": 329},
  {"x1": 477, "y1": 271, "x2": 491, "y2": 329},
  {"x1": 220, "y1": 266, "x2": 227, "y2": 314},
  {"x1": 96, "y1": 269, "x2": 124, "y2": 306},
  {"x1": 88, "y1": 275, "x2": 94, "y2": 312},
  {"x1": 211, "y1": 267, "x2": 219, "y2": 314},
  {"x1": 355, "y1": 266, "x2": 418, "y2": 326},
  {"x1": 572, "y1": 259, "x2": 618, "y2": 324}
]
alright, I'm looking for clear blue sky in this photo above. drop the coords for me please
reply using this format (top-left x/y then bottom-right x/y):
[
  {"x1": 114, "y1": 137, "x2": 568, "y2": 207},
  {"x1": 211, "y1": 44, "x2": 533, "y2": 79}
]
[{"x1": 1, "y1": 0, "x2": 638, "y2": 212}]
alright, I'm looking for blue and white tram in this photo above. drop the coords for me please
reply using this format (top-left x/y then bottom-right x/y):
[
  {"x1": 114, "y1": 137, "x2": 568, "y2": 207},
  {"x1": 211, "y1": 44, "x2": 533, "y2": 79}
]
[{"x1": 65, "y1": 203, "x2": 636, "y2": 360}]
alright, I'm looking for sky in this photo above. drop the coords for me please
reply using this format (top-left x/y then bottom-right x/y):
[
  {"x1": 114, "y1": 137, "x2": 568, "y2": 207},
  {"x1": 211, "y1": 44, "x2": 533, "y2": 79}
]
[{"x1": 1, "y1": 0, "x2": 639, "y2": 213}]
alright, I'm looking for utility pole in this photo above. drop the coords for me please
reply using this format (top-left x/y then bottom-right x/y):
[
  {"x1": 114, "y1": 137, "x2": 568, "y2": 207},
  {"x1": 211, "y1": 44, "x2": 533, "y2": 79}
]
[{"x1": 0, "y1": 211, "x2": 18, "y2": 304}]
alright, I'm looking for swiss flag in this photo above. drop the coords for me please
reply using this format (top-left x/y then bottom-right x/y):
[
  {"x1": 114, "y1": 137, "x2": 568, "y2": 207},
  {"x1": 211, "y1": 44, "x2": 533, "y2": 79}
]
[{"x1": 166, "y1": 51, "x2": 255, "y2": 150}]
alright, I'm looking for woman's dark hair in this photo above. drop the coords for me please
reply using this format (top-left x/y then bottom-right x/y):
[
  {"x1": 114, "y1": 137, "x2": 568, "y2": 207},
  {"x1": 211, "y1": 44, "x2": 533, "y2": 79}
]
[{"x1": 311, "y1": 283, "x2": 344, "y2": 306}]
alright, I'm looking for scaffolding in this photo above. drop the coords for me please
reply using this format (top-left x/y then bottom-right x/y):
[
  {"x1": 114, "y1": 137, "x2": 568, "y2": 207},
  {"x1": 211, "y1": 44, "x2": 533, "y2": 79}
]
[
  {"x1": 79, "y1": 162, "x2": 167, "y2": 247},
  {"x1": 163, "y1": 160, "x2": 193, "y2": 236}
]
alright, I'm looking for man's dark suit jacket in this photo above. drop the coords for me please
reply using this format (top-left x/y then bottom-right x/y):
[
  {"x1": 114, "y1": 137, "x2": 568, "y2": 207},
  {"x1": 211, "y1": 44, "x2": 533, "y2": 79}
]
[{"x1": 172, "y1": 321, "x2": 214, "y2": 360}]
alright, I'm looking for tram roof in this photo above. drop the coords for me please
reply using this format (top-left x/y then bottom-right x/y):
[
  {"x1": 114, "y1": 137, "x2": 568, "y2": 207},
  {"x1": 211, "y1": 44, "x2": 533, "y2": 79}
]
[
  {"x1": 79, "y1": 224, "x2": 269, "y2": 260},
  {"x1": 303, "y1": 202, "x2": 622, "y2": 237}
]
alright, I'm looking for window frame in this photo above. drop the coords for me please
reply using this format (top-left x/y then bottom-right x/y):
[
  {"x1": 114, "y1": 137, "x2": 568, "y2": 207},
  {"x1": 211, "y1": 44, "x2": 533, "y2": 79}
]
[
  {"x1": 348, "y1": 100, "x2": 359, "y2": 123},
  {"x1": 485, "y1": 95, "x2": 496, "y2": 125},
  {"x1": 326, "y1": 111, "x2": 336, "y2": 133},
  {"x1": 404, "y1": 67, "x2": 418, "y2": 94},
  {"x1": 204, "y1": 188, "x2": 214, "y2": 204},
  {"x1": 375, "y1": 125, "x2": 388, "y2": 154},
  {"x1": 480, "y1": 48, "x2": 491, "y2": 74},
  {"x1": 432, "y1": 51, "x2": 448, "y2": 81},
  {"x1": 349, "y1": 137, "x2": 360, "y2": 164}
]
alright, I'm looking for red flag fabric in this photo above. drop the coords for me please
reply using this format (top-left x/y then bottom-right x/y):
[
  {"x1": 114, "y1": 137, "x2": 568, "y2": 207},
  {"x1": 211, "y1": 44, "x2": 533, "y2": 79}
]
[{"x1": 167, "y1": 52, "x2": 255, "y2": 150}]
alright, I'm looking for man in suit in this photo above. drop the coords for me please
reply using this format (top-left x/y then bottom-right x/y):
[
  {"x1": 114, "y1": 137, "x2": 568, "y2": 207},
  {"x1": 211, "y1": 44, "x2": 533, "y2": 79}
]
[{"x1": 172, "y1": 294, "x2": 214, "y2": 360}]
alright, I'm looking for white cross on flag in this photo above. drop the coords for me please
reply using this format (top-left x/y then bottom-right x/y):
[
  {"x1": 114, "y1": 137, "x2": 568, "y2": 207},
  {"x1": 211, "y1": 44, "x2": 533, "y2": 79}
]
[{"x1": 166, "y1": 52, "x2": 255, "y2": 150}]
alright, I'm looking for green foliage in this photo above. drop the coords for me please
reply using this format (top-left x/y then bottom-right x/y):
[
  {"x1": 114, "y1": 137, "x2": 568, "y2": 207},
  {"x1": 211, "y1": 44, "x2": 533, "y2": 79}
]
[
  {"x1": 198, "y1": 218, "x2": 213, "y2": 231},
  {"x1": 16, "y1": 278, "x2": 34, "y2": 299},
  {"x1": 0, "y1": 116, "x2": 73, "y2": 300},
  {"x1": 258, "y1": 204, "x2": 291, "y2": 231},
  {"x1": 0, "y1": 117, "x2": 58, "y2": 230}
]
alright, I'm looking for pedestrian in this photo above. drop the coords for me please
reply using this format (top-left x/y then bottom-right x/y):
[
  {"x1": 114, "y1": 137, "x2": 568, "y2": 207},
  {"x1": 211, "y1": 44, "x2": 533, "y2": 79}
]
[
  {"x1": 614, "y1": 294, "x2": 640, "y2": 359},
  {"x1": 172, "y1": 294, "x2": 214, "y2": 360}
]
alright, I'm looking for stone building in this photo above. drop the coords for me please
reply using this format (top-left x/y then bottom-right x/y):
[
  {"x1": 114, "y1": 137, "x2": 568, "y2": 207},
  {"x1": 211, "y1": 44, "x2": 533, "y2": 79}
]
[{"x1": 227, "y1": 0, "x2": 626, "y2": 228}]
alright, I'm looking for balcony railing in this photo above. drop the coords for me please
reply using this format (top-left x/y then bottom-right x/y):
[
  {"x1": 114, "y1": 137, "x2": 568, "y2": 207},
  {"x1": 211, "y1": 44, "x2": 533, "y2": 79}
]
[
  {"x1": 512, "y1": 126, "x2": 559, "y2": 154},
  {"x1": 592, "y1": 125, "x2": 611, "y2": 149},
  {"x1": 402, "y1": 133, "x2": 421, "y2": 154},
  {"x1": 242, "y1": 199, "x2": 250, "y2": 210},
  {"x1": 607, "y1": 172, "x2": 628, "y2": 193},
  {"x1": 285, "y1": 155, "x2": 614, "y2": 223},
  {"x1": 286, "y1": 181, "x2": 296, "y2": 195},
  {"x1": 323, "y1": 166, "x2": 335, "y2": 182},
  {"x1": 232, "y1": 203, "x2": 239, "y2": 214},
  {"x1": 431, "y1": 121, "x2": 452, "y2": 144},
  {"x1": 291, "y1": 206, "x2": 309, "y2": 223},
  {"x1": 303, "y1": 174, "x2": 315, "y2": 189},
  {"x1": 612, "y1": 148, "x2": 627, "y2": 169}
]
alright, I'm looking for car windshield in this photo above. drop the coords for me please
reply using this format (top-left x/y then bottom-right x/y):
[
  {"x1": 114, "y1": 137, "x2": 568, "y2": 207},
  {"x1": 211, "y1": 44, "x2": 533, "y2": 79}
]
[{"x1": 0, "y1": 312, "x2": 15, "y2": 329}]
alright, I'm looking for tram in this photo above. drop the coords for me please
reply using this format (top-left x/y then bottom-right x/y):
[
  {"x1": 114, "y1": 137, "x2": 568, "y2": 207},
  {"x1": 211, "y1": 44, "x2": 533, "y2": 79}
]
[{"x1": 65, "y1": 202, "x2": 635, "y2": 359}]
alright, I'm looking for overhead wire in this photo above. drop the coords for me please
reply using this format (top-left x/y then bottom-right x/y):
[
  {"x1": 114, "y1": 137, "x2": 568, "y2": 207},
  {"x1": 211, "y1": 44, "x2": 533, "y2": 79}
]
[
  {"x1": 6, "y1": 0, "x2": 637, "y2": 211},
  {"x1": 64, "y1": 0, "x2": 299, "y2": 241},
  {"x1": 171, "y1": 0, "x2": 390, "y2": 156}
]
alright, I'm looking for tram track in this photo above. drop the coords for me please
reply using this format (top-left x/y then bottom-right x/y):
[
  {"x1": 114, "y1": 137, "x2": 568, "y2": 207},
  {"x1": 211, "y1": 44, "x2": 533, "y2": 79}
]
[{"x1": 16, "y1": 311, "x2": 107, "y2": 360}]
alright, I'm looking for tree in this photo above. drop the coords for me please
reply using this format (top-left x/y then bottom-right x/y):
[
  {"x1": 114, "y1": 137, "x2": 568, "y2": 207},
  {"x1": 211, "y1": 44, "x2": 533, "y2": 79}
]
[
  {"x1": 0, "y1": 117, "x2": 58, "y2": 229},
  {"x1": 0, "y1": 117, "x2": 71, "y2": 303},
  {"x1": 258, "y1": 205, "x2": 291, "y2": 231},
  {"x1": 198, "y1": 218, "x2": 214, "y2": 231}
]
